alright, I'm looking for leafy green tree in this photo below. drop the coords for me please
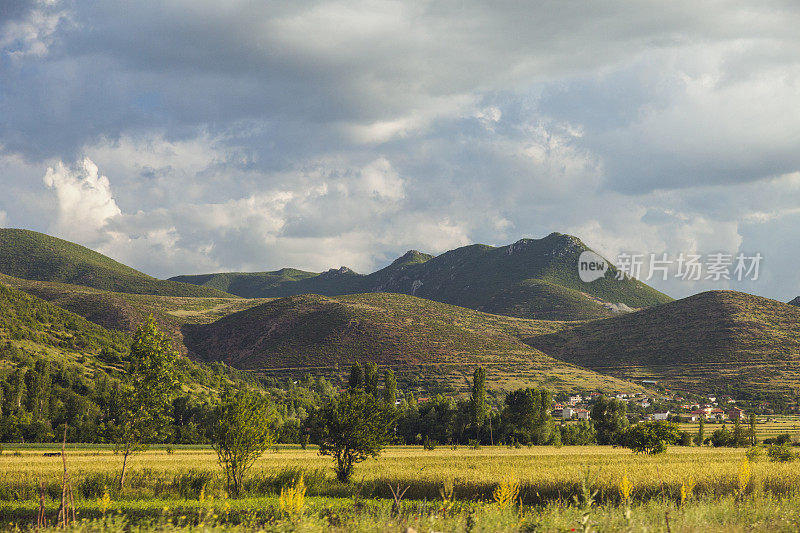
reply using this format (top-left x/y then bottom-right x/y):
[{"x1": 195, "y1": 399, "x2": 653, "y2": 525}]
[
  {"x1": 312, "y1": 390, "x2": 393, "y2": 482},
  {"x1": 471, "y1": 367, "x2": 487, "y2": 440},
  {"x1": 111, "y1": 316, "x2": 179, "y2": 489},
  {"x1": 501, "y1": 388, "x2": 555, "y2": 444},
  {"x1": 382, "y1": 369, "x2": 397, "y2": 407},
  {"x1": 364, "y1": 362, "x2": 378, "y2": 396},
  {"x1": 621, "y1": 421, "x2": 681, "y2": 454},
  {"x1": 695, "y1": 417, "x2": 705, "y2": 445},
  {"x1": 560, "y1": 421, "x2": 597, "y2": 445},
  {"x1": 212, "y1": 390, "x2": 275, "y2": 497},
  {"x1": 711, "y1": 426, "x2": 734, "y2": 447},
  {"x1": 590, "y1": 395, "x2": 628, "y2": 445},
  {"x1": 348, "y1": 362, "x2": 364, "y2": 390}
]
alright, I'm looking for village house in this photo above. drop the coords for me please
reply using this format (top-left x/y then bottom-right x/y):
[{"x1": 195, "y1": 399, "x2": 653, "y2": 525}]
[
  {"x1": 575, "y1": 408, "x2": 590, "y2": 421},
  {"x1": 654, "y1": 411, "x2": 670, "y2": 421},
  {"x1": 727, "y1": 407, "x2": 746, "y2": 421}
]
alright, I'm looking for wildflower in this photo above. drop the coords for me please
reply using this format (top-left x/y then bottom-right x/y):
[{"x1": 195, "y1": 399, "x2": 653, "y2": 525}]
[
  {"x1": 680, "y1": 476, "x2": 696, "y2": 506},
  {"x1": 97, "y1": 486, "x2": 111, "y2": 515},
  {"x1": 279, "y1": 474, "x2": 306, "y2": 517},
  {"x1": 618, "y1": 473, "x2": 633, "y2": 504},
  {"x1": 737, "y1": 457, "x2": 751, "y2": 497},
  {"x1": 493, "y1": 474, "x2": 519, "y2": 510}
]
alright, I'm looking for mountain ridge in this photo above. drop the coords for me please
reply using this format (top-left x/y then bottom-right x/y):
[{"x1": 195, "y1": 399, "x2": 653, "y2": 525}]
[{"x1": 171, "y1": 233, "x2": 673, "y2": 320}]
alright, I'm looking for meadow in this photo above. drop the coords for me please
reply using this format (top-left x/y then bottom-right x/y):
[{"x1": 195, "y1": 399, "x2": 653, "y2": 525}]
[{"x1": 2, "y1": 444, "x2": 800, "y2": 532}]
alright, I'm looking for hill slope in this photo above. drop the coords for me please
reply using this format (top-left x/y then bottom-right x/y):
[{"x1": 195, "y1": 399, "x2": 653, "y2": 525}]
[
  {"x1": 183, "y1": 292, "x2": 645, "y2": 394},
  {"x1": 0, "y1": 228, "x2": 232, "y2": 297},
  {"x1": 525, "y1": 291, "x2": 800, "y2": 399},
  {"x1": 0, "y1": 273, "x2": 267, "y2": 353},
  {"x1": 172, "y1": 233, "x2": 672, "y2": 320}
]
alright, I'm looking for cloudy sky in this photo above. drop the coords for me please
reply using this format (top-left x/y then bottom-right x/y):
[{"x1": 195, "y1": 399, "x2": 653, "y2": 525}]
[{"x1": 2, "y1": 0, "x2": 800, "y2": 300}]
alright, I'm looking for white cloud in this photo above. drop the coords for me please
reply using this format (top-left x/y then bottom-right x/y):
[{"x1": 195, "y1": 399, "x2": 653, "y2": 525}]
[{"x1": 43, "y1": 157, "x2": 122, "y2": 243}]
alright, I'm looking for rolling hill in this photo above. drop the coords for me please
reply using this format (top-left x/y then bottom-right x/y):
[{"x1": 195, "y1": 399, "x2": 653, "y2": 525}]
[
  {"x1": 172, "y1": 233, "x2": 672, "y2": 320},
  {"x1": 525, "y1": 290, "x2": 800, "y2": 399},
  {"x1": 182, "y1": 291, "x2": 646, "y2": 394},
  {"x1": 0, "y1": 273, "x2": 267, "y2": 354},
  {"x1": 0, "y1": 228, "x2": 232, "y2": 297}
]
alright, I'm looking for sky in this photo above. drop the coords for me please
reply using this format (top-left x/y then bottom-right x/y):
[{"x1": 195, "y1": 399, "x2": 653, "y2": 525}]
[{"x1": 2, "y1": 0, "x2": 800, "y2": 300}]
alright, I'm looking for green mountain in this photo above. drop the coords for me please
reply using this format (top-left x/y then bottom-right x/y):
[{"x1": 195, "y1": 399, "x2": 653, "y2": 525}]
[
  {"x1": 0, "y1": 228, "x2": 232, "y2": 298},
  {"x1": 525, "y1": 290, "x2": 800, "y2": 399},
  {"x1": 182, "y1": 291, "x2": 645, "y2": 395},
  {"x1": 172, "y1": 233, "x2": 672, "y2": 320}
]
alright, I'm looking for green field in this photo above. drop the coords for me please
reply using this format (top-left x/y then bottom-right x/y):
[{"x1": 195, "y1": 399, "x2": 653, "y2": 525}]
[
  {"x1": 4, "y1": 445, "x2": 800, "y2": 532},
  {"x1": 678, "y1": 416, "x2": 800, "y2": 440}
]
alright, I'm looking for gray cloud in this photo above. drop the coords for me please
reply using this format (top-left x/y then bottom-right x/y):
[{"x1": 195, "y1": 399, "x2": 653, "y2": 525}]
[{"x1": 2, "y1": 1, "x2": 800, "y2": 300}]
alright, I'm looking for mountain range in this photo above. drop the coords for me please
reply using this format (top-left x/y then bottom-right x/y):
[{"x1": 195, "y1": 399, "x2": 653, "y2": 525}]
[
  {"x1": 1, "y1": 227, "x2": 799, "y2": 399},
  {"x1": 171, "y1": 232, "x2": 672, "y2": 321}
]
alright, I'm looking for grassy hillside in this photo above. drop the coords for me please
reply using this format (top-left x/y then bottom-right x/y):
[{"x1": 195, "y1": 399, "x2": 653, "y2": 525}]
[
  {"x1": 183, "y1": 292, "x2": 645, "y2": 395},
  {"x1": 525, "y1": 290, "x2": 800, "y2": 398},
  {"x1": 0, "y1": 273, "x2": 268, "y2": 353},
  {"x1": 171, "y1": 233, "x2": 672, "y2": 320},
  {"x1": 0, "y1": 228, "x2": 232, "y2": 297}
]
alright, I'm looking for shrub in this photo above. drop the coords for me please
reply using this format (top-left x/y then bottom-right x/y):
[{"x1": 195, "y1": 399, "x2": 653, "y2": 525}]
[
  {"x1": 767, "y1": 444, "x2": 797, "y2": 462},
  {"x1": 764, "y1": 433, "x2": 792, "y2": 446}
]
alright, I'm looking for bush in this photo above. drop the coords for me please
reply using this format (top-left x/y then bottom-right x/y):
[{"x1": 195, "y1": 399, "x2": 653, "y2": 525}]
[
  {"x1": 767, "y1": 444, "x2": 797, "y2": 462},
  {"x1": 764, "y1": 433, "x2": 792, "y2": 446},
  {"x1": 745, "y1": 446, "x2": 763, "y2": 462}
]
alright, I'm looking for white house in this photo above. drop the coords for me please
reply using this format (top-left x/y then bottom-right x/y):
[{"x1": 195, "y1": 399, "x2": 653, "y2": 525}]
[
  {"x1": 561, "y1": 407, "x2": 574, "y2": 419},
  {"x1": 575, "y1": 408, "x2": 590, "y2": 421},
  {"x1": 654, "y1": 411, "x2": 670, "y2": 421}
]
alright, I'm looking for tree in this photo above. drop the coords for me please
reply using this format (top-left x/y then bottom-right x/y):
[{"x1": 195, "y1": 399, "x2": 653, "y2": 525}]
[
  {"x1": 470, "y1": 367, "x2": 487, "y2": 440},
  {"x1": 348, "y1": 362, "x2": 364, "y2": 390},
  {"x1": 590, "y1": 396, "x2": 628, "y2": 445},
  {"x1": 695, "y1": 417, "x2": 705, "y2": 445},
  {"x1": 560, "y1": 421, "x2": 596, "y2": 445},
  {"x1": 212, "y1": 390, "x2": 275, "y2": 497},
  {"x1": 312, "y1": 390, "x2": 393, "y2": 482},
  {"x1": 111, "y1": 316, "x2": 179, "y2": 489},
  {"x1": 501, "y1": 388, "x2": 555, "y2": 445},
  {"x1": 364, "y1": 362, "x2": 378, "y2": 397},
  {"x1": 749, "y1": 413, "x2": 758, "y2": 446},
  {"x1": 382, "y1": 369, "x2": 397, "y2": 407},
  {"x1": 621, "y1": 421, "x2": 680, "y2": 455}
]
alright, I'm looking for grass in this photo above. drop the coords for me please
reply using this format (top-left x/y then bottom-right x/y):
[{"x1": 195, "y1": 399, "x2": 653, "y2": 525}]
[
  {"x1": 0, "y1": 229, "x2": 231, "y2": 298},
  {"x1": 4, "y1": 445, "x2": 800, "y2": 531}
]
